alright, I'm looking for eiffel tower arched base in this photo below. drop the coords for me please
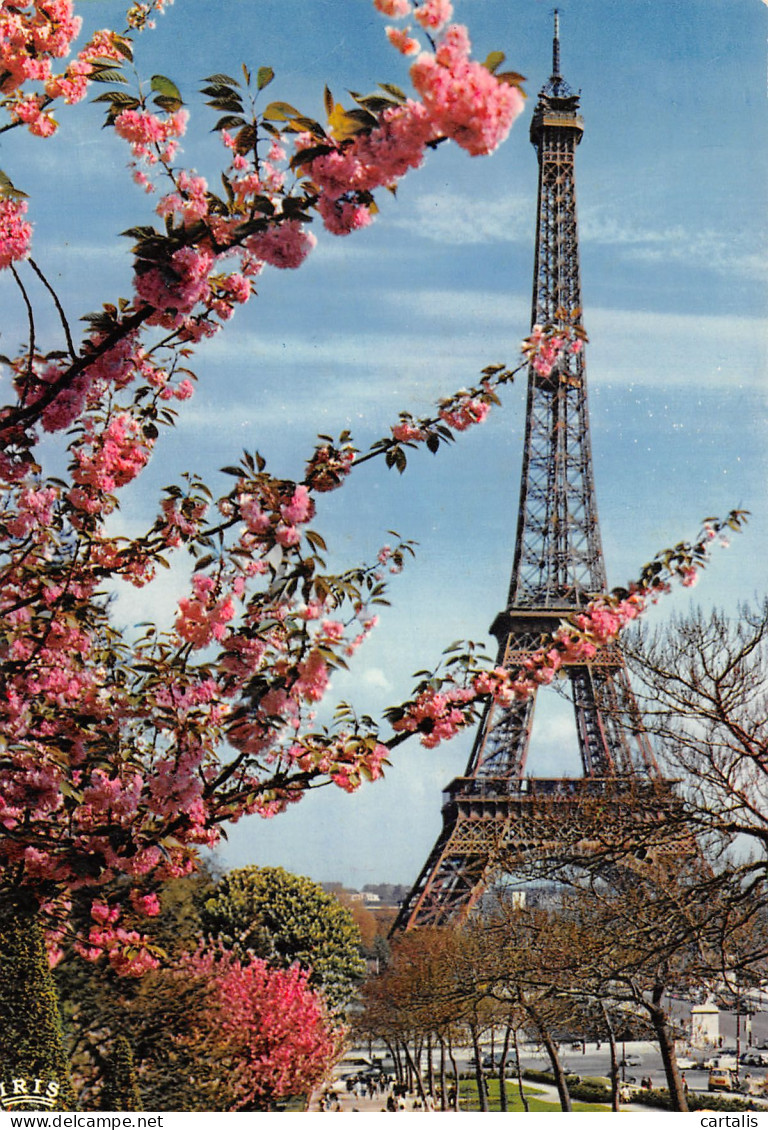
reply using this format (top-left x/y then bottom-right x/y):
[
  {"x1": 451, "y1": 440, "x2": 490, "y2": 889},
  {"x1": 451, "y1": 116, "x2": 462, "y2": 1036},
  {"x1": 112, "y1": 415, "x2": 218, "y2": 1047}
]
[{"x1": 392, "y1": 776, "x2": 693, "y2": 932}]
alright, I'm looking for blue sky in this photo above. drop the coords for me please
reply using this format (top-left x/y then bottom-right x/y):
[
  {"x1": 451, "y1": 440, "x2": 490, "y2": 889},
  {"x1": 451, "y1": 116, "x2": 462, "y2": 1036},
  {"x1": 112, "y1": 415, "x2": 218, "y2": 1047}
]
[{"x1": 2, "y1": 0, "x2": 766, "y2": 887}]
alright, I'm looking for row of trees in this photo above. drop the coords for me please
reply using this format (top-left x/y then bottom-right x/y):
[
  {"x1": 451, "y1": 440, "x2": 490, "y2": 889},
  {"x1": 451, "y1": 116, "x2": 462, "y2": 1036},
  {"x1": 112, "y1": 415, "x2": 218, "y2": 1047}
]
[{"x1": 361, "y1": 880, "x2": 767, "y2": 1112}]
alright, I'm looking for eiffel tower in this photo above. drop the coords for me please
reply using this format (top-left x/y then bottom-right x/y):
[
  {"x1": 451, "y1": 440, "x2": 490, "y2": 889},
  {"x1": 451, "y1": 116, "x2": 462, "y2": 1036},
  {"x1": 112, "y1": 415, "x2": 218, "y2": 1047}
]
[{"x1": 393, "y1": 14, "x2": 687, "y2": 932}]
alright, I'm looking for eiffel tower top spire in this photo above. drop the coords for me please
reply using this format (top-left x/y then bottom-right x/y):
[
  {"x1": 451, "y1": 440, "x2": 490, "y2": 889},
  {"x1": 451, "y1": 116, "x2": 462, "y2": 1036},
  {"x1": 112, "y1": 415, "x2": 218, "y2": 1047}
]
[
  {"x1": 552, "y1": 9, "x2": 562, "y2": 82},
  {"x1": 539, "y1": 8, "x2": 577, "y2": 101}
]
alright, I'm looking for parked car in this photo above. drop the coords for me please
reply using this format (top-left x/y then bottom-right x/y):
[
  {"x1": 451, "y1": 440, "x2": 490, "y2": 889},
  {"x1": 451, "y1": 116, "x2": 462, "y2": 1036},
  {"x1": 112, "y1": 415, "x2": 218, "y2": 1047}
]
[
  {"x1": 741, "y1": 1051, "x2": 768, "y2": 1067},
  {"x1": 482, "y1": 1054, "x2": 507, "y2": 1069},
  {"x1": 708, "y1": 1068, "x2": 741, "y2": 1093}
]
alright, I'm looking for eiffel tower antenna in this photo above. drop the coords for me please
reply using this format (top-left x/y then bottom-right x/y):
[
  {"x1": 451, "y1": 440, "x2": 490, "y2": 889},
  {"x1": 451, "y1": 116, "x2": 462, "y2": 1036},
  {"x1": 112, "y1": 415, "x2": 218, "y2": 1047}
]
[
  {"x1": 393, "y1": 14, "x2": 686, "y2": 932},
  {"x1": 552, "y1": 9, "x2": 561, "y2": 79}
]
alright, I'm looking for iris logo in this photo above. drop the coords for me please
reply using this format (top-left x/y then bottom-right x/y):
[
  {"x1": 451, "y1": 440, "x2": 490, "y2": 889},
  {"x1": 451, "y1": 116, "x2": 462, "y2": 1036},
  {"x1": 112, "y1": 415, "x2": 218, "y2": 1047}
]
[{"x1": 0, "y1": 1078, "x2": 61, "y2": 1110}]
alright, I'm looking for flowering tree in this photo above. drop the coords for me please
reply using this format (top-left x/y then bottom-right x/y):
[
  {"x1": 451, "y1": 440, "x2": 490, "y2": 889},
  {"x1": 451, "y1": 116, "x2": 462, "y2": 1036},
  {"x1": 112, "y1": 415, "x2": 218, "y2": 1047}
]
[
  {"x1": 0, "y1": 0, "x2": 528, "y2": 969},
  {"x1": 182, "y1": 948, "x2": 340, "y2": 1110},
  {"x1": 0, "y1": 0, "x2": 746, "y2": 1089}
]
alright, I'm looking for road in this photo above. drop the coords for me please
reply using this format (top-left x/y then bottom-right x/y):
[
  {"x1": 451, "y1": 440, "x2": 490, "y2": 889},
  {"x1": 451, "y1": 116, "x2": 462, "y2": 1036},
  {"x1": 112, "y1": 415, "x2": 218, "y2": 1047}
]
[{"x1": 348, "y1": 1030, "x2": 768, "y2": 1101}]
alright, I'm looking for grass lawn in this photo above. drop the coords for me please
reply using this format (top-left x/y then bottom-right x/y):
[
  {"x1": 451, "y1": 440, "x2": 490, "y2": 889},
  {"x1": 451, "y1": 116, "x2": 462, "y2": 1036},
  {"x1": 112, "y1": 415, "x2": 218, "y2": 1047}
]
[{"x1": 459, "y1": 1077, "x2": 611, "y2": 1113}]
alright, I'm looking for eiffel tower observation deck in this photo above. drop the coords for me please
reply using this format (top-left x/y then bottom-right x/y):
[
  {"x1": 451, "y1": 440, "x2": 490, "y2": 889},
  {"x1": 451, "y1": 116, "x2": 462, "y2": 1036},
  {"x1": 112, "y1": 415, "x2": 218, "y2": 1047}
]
[{"x1": 393, "y1": 14, "x2": 686, "y2": 932}]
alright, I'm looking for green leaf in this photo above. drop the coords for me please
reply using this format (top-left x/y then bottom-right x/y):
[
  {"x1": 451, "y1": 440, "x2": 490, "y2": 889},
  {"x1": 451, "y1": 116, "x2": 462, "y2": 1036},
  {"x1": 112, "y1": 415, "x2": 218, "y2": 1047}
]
[
  {"x1": 213, "y1": 114, "x2": 247, "y2": 132},
  {"x1": 0, "y1": 170, "x2": 28, "y2": 199},
  {"x1": 204, "y1": 73, "x2": 240, "y2": 86},
  {"x1": 378, "y1": 82, "x2": 407, "y2": 102},
  {"x1": 92, "y1": 91, "x2": 140, "y2": 107},
  {"x1": 90, "y1": 69, "x2": 128, "y2": 84},
  {"x1": 289, "y1": 114, "x2": 327, "y2": 137},
  {"x1": 113, "y1": 37, "x2": 134, "y2": 62},
  {"x1": 262, "y1": 100, "x2": 300, "y2": 121},
  {"x1": 483, "y1": 50, "x2": 506, "y2": 74},
  {"x1": 354, "y1": 94, "x2": 398, "y2": 114},
  {"x1": 324, "y1": 85, "x2": 334, "y2": 117},
  {"x1": 497, "y1": 71, "x2": 527, "y2": 89},
  {"x1": 151, "y1": 74, "x2": 182, "y2": 101},
  {"x1": 289, "y1": 144, "x2": 330, "y2": 170},
  {"x1": 249, "y1": 195, "x2": 276, "y2": 215},
  {"x1": 193, "y1": 553, "x2": 217, "y2": 570},
  {"x1": 234, "y1": 124, "x2": 258, "y2": 154},
  {"x1": 153, "y1": 95, "x2": 184, "y2": 113},
  {"x1": 256, "y1": 66, "x2": 274, "y2": 91},
  {"x1": 205, "y1": 96, "x2": 244, "y2": 113}
]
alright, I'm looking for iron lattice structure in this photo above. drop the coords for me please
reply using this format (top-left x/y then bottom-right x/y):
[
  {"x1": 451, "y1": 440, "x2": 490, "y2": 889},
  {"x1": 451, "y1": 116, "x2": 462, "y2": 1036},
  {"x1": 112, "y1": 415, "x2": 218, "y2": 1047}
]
[{"x1": 394, "y1": 18, "x2": 686, "y2": 932}]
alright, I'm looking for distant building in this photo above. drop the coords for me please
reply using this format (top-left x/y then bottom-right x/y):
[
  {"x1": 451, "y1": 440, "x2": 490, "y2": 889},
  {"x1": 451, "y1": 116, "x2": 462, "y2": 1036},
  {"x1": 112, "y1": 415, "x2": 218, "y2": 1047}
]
[{"x1": 691, "y1": 999, "x2": 720, "y2": 1047}]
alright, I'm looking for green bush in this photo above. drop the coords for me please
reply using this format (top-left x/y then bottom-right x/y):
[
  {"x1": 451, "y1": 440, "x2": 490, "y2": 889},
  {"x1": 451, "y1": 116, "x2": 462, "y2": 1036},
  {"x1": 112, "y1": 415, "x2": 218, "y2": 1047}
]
[
  {"x1": 631, "y1": 1088, "x2": 762, "y2": 1113},
  {"x1": 521, "y1": 1069, "x2": 611, "y2": 1105}
]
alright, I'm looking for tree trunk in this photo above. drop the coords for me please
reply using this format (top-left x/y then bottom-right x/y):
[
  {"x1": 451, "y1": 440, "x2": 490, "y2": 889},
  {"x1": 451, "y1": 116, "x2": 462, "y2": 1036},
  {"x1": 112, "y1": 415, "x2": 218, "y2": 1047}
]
[
  {"x1": 402, "y1": 1040, "x2": 427, "y2": 1105},
  {"x1": 470, "y1": 1023, "x2": 488, "y2": 1111},
  {"x1": 447, "y1": 1037, "x2": 460, "y2": 1111},
  {"x1": 438, "y1": 1037, "x2": 448, "y2": 1111},
  {"x1": 99, "y1": 1036, "x2": 142, "y2": 1111},
  {"x1": 391, "y1": 1040, "x2": 404, "y2": 1086},
  {"x1": 648, "y1": 995, "x2": 688, "y2": 1112},
  {"x1": 513, "y1": 1028, "x2": 529, "y2": 1112},
  {"x1": 600, "y1": 1002, "x2": 620, "y2": 1112},
  {"x1": 498, "y1": 1024, "x2": 512, "y2": 1112},
  {"x1": 0, "y1": 891, "x2": 76, "y2": 1111},
  {"x1": 528, "y1": 1007, "x2": 572, "y2": 1112}
]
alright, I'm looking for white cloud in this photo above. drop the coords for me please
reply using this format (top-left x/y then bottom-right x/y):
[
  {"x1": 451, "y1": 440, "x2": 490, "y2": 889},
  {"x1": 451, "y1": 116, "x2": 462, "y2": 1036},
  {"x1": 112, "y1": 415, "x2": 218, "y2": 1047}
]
[
  {"x1": 580, "y1": 206, "x2": 768, "y2": 282},
  {"x1": 386, "y1": 187, "x2": 766, "y2": 284},
  {"x1": 390, "y1": 188, "x2": 532, "y2": 245}
]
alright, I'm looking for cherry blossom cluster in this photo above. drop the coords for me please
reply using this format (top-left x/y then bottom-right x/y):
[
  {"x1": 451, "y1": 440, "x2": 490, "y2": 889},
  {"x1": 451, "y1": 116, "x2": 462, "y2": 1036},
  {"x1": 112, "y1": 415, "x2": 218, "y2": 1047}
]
[
  {"x1": 0, "y1": 0, "x2": 527, "y2": 468},
  {"x1": 522, "y1": 317, "x2": 587, "y2": 378},
  {"x1": 295, "y1": 1, "x2": 524, "y2": 235},
  {"x1": 0, "y1": 2, "x2": 147, "y2": 138},
  {"x1": 0, "y1": 410, "x2": 418, "y2": 934},
  {"x1": 74, "y1": 900, "x2": 162, "y2": 976},
  {"x1": 0, "y1": 197, "x2": 32, "y2": 269}
]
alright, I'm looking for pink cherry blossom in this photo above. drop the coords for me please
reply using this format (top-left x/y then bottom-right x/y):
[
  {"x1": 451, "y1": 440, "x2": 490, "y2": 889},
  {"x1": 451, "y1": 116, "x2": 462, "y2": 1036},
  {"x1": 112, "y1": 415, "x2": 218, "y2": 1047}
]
[
  {"x1": 413, "y1": 0, "x2": 453, "y2": 33},
  {"x1": 438, "y1": 397, "x2": 490, "y2": 430},
  {"x1": 0, "y1": 197, "x2": 33, "y2": 269},
  {"x1": 374, "y1": 0, "x2": 412, "y2": 16},
  {"x1": 410, "y1": 26, "x2": 525, "y2": 156},
  {"x1": 245, "y1": 220, "x2": 317, "y2": 269},
  {"x1": 386, "y1": 26, "x2": 420, "y2": 56}
]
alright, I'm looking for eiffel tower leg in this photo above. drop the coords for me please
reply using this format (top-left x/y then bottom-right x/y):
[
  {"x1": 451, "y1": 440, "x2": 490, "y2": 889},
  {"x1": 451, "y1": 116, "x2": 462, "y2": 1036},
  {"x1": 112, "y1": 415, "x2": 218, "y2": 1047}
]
[
  {"x1": 570, "y1": 665, "x2": 660, "y2": 777},
  {"x1": 392, "y1": 797, "x2": 512, "y2": 931},
  {"x1": 468, "y1": 696, "x2": 536, "y2": 778}
]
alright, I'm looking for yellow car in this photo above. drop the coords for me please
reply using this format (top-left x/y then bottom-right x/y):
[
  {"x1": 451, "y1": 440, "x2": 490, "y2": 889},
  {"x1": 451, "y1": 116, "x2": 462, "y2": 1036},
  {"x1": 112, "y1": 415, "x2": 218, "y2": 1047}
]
[{"x1": 708, "y1": 1068, "x2": 740, "y2": 1093}]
